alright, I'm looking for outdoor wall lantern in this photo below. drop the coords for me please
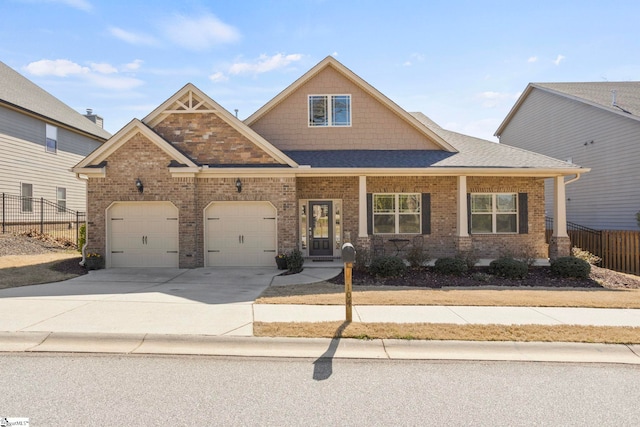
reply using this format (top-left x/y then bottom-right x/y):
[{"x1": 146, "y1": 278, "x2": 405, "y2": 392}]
[
  {"x1": 235, "y1": 178, "x2": 242, "y2": 193},
  {"x1": 135, "y1": 178, "x2": 144, "y2": 193}
]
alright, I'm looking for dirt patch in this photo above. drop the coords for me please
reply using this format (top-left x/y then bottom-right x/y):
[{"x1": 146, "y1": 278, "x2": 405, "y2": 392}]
[{"x1": 0, "y1": 234, "x2": 87, "y2": 288}]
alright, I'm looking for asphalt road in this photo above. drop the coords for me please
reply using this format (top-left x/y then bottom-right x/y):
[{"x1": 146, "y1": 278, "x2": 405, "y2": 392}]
[{"x1": 2, "y1": 354, "x2": 639, "y2": 426}]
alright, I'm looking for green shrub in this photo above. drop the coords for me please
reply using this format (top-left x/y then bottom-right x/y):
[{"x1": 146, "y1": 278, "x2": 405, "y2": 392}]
[
  {"x1": 406, "y1": 246, "x2": 430, "y2": 268},
  {"x1": 368, "y1": 256, "x2": 407, "y2": 277},
  {"x1": 285, "y1": 248, "x2": 305, "y2": 274},
  {"x1": 571, "y1": 247, "x2": 601, "y2": 265},
  {"x1": 550, "y1": 256, "x2": 591, "y2": 279},
  {"x1": 353, "y1": 245, "x2": 371, "y2": 272},
  {"x1": 434, "y1": 257, "x2": 468, "y2": 276},
  {"x1": 78, "y1": 223, "x2": 86, "y2": 253},
  {"x1": 456, "y1": 249, "x2": 479, "y2": 269},
  {"x1": 489, "y1": 257, "x2": 528, "y2": 279}
]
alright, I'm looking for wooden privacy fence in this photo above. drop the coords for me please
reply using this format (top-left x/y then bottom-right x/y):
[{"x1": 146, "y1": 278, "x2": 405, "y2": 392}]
[{"x1": 546, "y1": 217, "x2": 640, "y2": 276}]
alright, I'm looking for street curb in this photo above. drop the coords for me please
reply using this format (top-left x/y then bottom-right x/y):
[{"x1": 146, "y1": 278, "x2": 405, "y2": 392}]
[{"x1": 1, "y1": 331, "x2": 639, "y2": 364}]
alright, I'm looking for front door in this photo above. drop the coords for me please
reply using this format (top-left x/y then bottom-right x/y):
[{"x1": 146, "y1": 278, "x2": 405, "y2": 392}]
[{"x1": 309, "y1": 201, "x2": 333, "y2": 256}]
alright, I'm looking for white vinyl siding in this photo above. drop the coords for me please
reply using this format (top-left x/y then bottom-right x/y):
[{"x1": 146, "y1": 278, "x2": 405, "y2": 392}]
[
  {"x1": 0, "y1": 107, "x2": 102, "y2": 213},
  {"x1": 500, "y1": 88, "x2": 640, "y2": 230}
]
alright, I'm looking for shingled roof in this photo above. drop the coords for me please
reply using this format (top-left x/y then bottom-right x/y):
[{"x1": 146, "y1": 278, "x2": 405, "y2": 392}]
[
  {"x1": 0, "y1": 61, "x2": 111, "y2": 140},
  {"x1": 283, "y1": 113, "x2": 583, "y2": 172}
]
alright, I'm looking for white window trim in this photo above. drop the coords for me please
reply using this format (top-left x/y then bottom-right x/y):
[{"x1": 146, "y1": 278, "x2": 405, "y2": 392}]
[
  {"x1": 470, "y1": 193, "x2": 518, "y2": 234},
  {"x1": 21, "y1": 182, "x2": 33, "y2": 213},
  {"x1": 45, "y1": 124, "x2": 57, "y2": 154},
  {"x1": 308, "y1": 94, "x2": 352, "y2": 127},
  {"x1": 56, "y1": 187, "x2": 67, "y2": 213},
  {"x1": 373, "y1": 193, "x2": 421, "y2": 235}
]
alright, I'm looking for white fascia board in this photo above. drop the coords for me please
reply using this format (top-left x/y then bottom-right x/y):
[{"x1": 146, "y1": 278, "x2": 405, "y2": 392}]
[
  {"x1": 196, "y1": 166, "x2": 589, "y2": 178},
  {"x1": 71, "y1": 167, "x2": 106, "y2": 178}
]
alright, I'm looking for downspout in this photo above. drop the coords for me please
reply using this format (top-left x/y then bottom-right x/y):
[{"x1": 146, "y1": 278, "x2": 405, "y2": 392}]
[
  {"x1": 564, "y1": 173, "x2": 581, "y2": 186},
  {"x1": 75, "y1": 172, "x2": 89, "y2": 266}
]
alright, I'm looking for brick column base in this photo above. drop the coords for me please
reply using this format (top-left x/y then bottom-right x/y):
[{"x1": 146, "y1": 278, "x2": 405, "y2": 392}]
[
  {"x1": 456, "y1": 236, "x2": 473, "y2": 254},
  {"x1": 549, "y1": 236, "x2": 571, "y2": 259}
]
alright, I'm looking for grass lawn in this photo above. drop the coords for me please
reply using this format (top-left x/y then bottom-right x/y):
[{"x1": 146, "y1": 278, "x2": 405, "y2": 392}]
[
  {"x1": 255, "y1": 278, "x2": 640, "y2": 343},
  {"x1": 0, "y1": 252, "x2": 83, "y2": 289}
]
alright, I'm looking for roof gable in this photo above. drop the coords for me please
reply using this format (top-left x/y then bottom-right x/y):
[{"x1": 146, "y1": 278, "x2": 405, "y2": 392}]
[
  {"x1": 144, "y1": 84, "x2": 298, "y2": 167},
  {"x1": 73, "y1": 119, "x2": 198, "y2": 172},
  {"x1": 245, "y1": 56, "x2": 457, "y2": 152},
  {"x1": 496, "y1": 81, "x2": 640, "y2": 136},
  {"x1": 0, "y1": 61, "x2": 111, "y2": 141}
]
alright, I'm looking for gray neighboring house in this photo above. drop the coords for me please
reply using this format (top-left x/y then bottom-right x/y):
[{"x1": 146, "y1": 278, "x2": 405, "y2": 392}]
[
  {"x1": 496, "y1": 82, "x2": 640, "y2": 231},
  {"x1": 0, "y1": 61, "x2": 110, "y2": 215}
]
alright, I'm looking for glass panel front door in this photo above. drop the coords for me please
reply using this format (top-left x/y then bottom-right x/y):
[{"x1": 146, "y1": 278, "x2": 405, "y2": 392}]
[{"x1": 309, "y1": 201, "x2": 333, "y2": 256}]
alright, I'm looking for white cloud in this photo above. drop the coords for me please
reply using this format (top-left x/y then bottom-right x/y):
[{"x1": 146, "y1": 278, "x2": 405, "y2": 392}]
[
  {"x1": 24, "y1": 58, "x2": 144, "y2": 91},
  {"x1": 25, "y1": 59, "x2": 89, "y2": 76},
  {"x1": 209, "y1": 71, "x2": 228, "y2": 83},
  {"x1": 229, "y1": 53, "x2": 303, "y2": 75},
  {"x1": 122, "y1": 59, "x2": 143, "y2": 72},
  {"x1": 90, "y1": 62, "x2": 118, "y2": 74},
  {"x1": 108, "y1": 27, "x2": 157, "y2": 46},
  {"x1": 332, "y1": 52, "x2": 339, "y2": 57},
  {"x1": 527, "y1": 56, "x2": 538, "y2": 63},
  {"x1": 553, "y1": 54, "x2": 566, "y2": 65},
  {"x1": 85, "y1": 74, "x2": 144, "y2": 91},
  {"x1": 403, "y1": 53, "x2": 425, "y2": 67},
  {"x1": 161, "y1": 13, "x2": 240, "y2": 51},
  {"x1": 476, "y1": 91, "x2": 519, "y2": 108},
  {"x1": 22, "y1": 0, "x2": 92, "y2": 11}
]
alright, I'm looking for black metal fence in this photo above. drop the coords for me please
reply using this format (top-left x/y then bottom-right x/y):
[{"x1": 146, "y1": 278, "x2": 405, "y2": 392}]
[{"x1": 1, "y1": 193, "x2": 85, "y2": 247}]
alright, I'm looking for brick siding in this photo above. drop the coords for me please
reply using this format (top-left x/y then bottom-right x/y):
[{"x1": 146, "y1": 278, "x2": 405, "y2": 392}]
[{"x1": 153, "y1": 112, "x2": 280, "y2": 165}]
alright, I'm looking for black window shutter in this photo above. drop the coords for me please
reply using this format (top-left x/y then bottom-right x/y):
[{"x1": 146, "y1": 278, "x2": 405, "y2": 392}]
[
  {"x1": 467, "y1": 193, "x2": 472, "y2": 234},
  {"x1": 518, "y1": 193, "x2": 528, "y2": 234},
  {"x1": 421, "y1": 193, "x2": 431, "y2": 235},
  {"x1": 367, "y1": 193, "x2": 373, "y2": 235}
]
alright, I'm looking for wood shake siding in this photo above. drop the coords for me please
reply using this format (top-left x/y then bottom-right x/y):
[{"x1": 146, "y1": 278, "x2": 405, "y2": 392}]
[
  {"x1": 500, "y1": 88, "x2": 640, "y2": 230},
  {"x1": 249, "y1": 66, "x2": 442, "y2": 151}
]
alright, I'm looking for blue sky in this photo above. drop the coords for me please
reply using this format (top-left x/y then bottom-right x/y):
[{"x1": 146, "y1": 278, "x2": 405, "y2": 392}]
[{"x1": 2, "y1": 0, "x2": 640, "y2": 141}]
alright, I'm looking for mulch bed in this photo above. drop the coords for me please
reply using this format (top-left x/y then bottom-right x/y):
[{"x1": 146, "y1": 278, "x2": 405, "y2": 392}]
[{"x1": 328, "y1": 265, "x2": 640, "y2": 289}]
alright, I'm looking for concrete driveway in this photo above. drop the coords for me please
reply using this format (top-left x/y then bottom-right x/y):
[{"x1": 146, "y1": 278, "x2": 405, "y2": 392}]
[{"x1": 0, "y1": 268, "x2": 281, "y2": 337}]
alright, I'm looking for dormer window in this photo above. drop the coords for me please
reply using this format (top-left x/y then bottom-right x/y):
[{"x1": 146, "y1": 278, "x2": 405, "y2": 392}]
[{"x1": 309, "y1": 95, "x2": 351, "y2": 127}]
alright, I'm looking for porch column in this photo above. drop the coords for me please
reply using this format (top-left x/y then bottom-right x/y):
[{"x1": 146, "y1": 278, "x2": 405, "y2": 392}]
[
  {"x1": 358, "y1": 175, "x2": 368, "y2": 238},
  {"x1": 457, "y1": 176, "x2": 468, "y2": 237},
  {"x1": 550, "y1": 176, "x2": 571, "y2": 259},
  {"x1": 456, "y1": 175, "x2": 473, "y2": 253},
  {"x1": 553, "y1": 176, "x2": 568, "y2": 238}
]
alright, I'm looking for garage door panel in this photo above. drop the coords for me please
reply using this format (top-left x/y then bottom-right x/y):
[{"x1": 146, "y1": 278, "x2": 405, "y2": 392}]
[
  {"x1": 205, "y1": 202, "x2": 277, "y2": 267},
  {"x1": 108, "y1": 202, "x2": 179, "y2": 268}
]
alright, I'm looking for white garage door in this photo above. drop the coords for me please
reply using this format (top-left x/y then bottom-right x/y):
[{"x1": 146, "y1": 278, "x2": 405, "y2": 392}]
[
  {"x1": 205, "y1": 202, "x2": 277, "y2": 267},
  {"x1": 107, "y1": 202, "x2": 179, "y2": 268}
]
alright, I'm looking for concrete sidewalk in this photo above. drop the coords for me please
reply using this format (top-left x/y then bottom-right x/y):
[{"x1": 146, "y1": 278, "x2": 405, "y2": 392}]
[{"x1": 0, "y1": 266, "x2": 639, "y2": 364}]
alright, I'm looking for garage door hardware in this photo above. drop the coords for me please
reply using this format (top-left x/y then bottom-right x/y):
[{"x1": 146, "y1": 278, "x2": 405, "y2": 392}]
[
  {"x1": 141, "y1": 236, "x2": 148, "y2": 244},
  {"x1": 238, "y1": 235, "x2": 245, "y2": 243},
  {"x1": 264, "y1": 217, "x2": 276, "y2": 220}
]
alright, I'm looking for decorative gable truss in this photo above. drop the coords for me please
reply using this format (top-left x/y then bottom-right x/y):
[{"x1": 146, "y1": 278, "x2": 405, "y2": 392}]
[
  {"x1": 73, "y1": 84, "x2": 299, "y2": 178},
  {"x1": 144, "y1": 84, "x2": 298, "y2": 168}
]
